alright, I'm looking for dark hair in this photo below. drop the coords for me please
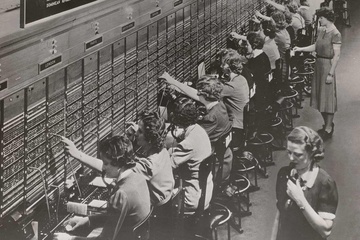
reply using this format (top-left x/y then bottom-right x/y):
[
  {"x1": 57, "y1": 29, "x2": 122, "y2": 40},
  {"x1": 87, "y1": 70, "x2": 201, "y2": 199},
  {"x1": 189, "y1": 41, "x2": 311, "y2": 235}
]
[
  {"x1": 98, "y1": 135, "x2": 136, "y2": 168},
  {"x1": 262, "y1": 21, "x2": 277, "y2": 39},
  {"x1": 196, "y1": 75, "x2": 223, "y2": 101},
  {"x1": 266, "y1": 5, "x2": 277, "y2": 16},
  {"x1": 271, "y1": 11, "x2": 287, "y2": 30},
  {"x1": 300, "y1": 0, "x2": 309, "y2": 6},
  {"x1": 138, "y1": 110, "x2": 166, "y2": 153},
  {"x1": 316, "y1": 7, "x2": 335, "y2": 22},
  {"x1": 287, "y1": 126, "x2": 324, "y2": 169},
  {"x1": 247, "y1": 32, "x2": 265, "y2": 50},
  {"x1": 206, "y1": 60, "x2": 222, "y2": 75},
  {"x1": 284, "y1": 11, "x2": 293, "y2": 24},
  {"x1": 170, "y1": 96, "x2": 199, "y2": 128}
]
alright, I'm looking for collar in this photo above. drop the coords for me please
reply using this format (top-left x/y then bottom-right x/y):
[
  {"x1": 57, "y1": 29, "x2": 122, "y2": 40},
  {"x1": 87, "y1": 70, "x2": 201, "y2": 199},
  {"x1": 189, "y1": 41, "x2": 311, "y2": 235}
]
[
  {"x1": 116, "y1": 168, "x2": 132, "y2": 182},
  {"x1": 325, "y1": 24, "x2": 336, "y2": 33},
  {"x1": 205, "y1": 101, "x2": 219, "y2": 110},
  {"x1": 290, "y1": 165, "x2": 319, "y2": 189},
  {"x1": 299, "y1": 5, "x2": 309, "y2": 10},
  {"x1": 252, "y1": 49, "x2": 263, "y2": 58},
  {"x1": 230, "y1": 73, "x2": 240, "y2": 82}
]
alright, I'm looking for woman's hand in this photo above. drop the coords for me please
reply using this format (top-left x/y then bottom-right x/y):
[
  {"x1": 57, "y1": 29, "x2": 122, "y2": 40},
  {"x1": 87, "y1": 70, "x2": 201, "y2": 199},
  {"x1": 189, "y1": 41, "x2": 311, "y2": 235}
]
[
  {"x1": 63, "y1": 216, "x2": 90, "y2": 231},
  {"x1": 60, "y1": 136, "x2": 81, "y2": 160},
  {"x1": 125, "y1": 122, "x2": 138, "y2": 142},
  {"x1": 255, "y1": 10, "x2": 262, "y2": 18},
  {"x1": 287, "y1": 179, "x2": 306, "y2": 206},
  {"x1": 230, "y1": 32, "x2": 241, "y2": 39},
  {"x1": 252, "y1": 15, "x2": 260, "y2": 24},
  {"x1": 326, "y1": 74, "x2": 334, "y2": 84},
  {"x1": 52, "y1": 233, "x2": 73, "y2": 240},
  {"x1": 159, "y1": 72, "x2": 174, "y2": 85},
  {"x1": 293, "y1": 47, "x2": 301, "y2": 52}
]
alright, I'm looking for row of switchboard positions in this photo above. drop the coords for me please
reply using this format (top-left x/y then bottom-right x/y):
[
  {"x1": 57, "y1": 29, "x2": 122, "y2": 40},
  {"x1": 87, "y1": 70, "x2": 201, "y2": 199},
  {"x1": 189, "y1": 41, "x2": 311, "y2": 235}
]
[{"x1": 0, "y1": 0, "x2": 265, "y2": 223}]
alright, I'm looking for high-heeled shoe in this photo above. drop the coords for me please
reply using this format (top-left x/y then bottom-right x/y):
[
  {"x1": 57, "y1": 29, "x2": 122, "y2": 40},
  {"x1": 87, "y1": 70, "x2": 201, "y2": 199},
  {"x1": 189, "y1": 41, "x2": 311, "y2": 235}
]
[
  {"x1": 321, "y1": 123, "x2": 334, "y2": 140},
  {"x1": 330, "y1": 123, "x2": 335, "y2": 136},
  {"x1": 317, "y1": 125, "x2": 325, "y2": 134}
]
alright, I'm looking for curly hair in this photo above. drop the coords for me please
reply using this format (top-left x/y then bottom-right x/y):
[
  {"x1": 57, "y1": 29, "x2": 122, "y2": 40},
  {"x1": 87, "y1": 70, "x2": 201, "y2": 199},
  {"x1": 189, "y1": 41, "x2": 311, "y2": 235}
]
[
  {"x1": 221, "y1": 49, "x2": 244, "y2": 75},
  {"x1": 138, "y1": 110, "x2": 166, "y2": 153},
  {"x1": 215, "y1": 48, "x2": 231, "y2": 61},
  {"x1": 196, "y1": 75, "x2": 223, "y2": 101},
  {"x1": 170, "y1": 96, "x2": 199, "y2": 128},
  {"x1": 271, "y1": 11, "x2": 287, "y2": 30},
  {"x1": 300, "y1": 0, "x2": 309, "y2": 6},
  {"x1": 287, "y1": 126, "x2": 324, "y2": 169},
  {"x1": 206, "y1": 49, "x2": 231, "y2": 75},
  {"x1": 284, "y1": 11, "x2": 293, "y2": 24},
  {"x1": 316, "y1": 7, "x2": 336, "y2": 23},
  {"x1": 262, "y1": 21, "x2": 277, "y2": 39},
  {"x1": 98, "y1": 135, "x2": 136, "y2": 168},
  {"x1": 247, "y1": 32, "x2": 265, "y2": 50},
  {"x1": 287, "y1": 1, "x2": 299, "y2": 13}
]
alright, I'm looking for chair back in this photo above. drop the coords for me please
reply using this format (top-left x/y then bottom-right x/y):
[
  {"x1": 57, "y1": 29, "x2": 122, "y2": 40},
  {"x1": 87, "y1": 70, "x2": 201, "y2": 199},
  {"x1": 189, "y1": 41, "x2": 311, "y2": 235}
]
[
  {"x1": 243, "y1": 102, "x2": 255, "y2": 143},
  {"x1": 212, "y1": 131, "x2": 232, "y2": 187},
  {"x1": 198, "y1": 61, "x2": 206, "y2": 79},
  {"x1": 133, "y1": 207, "x2": 153, "y2": 240},
  {"x1": 195, "y1": 155, "x2": 215, "y2": 221},
  {"x1": 274, "y1": 58, "x2": 282, "y2": 83}
]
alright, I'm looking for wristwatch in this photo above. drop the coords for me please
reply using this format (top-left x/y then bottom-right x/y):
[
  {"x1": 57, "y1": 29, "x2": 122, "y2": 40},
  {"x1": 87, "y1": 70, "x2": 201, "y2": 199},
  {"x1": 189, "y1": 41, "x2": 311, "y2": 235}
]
[{"x1": 299, "y1": 205, "x2": 305, "y2": 210}]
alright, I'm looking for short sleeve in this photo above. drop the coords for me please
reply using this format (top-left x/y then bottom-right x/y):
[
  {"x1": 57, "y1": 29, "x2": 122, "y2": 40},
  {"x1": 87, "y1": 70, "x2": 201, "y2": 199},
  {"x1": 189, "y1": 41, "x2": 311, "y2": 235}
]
[
  {"x1": 318, "y1": 177, "x2": 338, "y2": 220},
  {"x1": 332, "y1": 32, "x2": 342, "y2": 44},
  {"x1": 221, "y1": 83, "x2": 234, "y2": 98},
  {"x1": 133, "y1": 157, "x2": 154, "y2": 180},
  {"x1": 275, "y1": 167, "x2": 291, "y2": 211},
  {"x1": 169, "y1": 144, "x2": 194, "y2": 168}
]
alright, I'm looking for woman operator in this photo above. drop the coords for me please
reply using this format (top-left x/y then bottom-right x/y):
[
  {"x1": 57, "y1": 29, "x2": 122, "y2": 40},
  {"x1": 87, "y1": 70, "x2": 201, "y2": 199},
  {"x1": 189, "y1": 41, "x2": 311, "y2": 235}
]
[{"x1": 271, "y1": 126, "x2": 338, "y2": 240}]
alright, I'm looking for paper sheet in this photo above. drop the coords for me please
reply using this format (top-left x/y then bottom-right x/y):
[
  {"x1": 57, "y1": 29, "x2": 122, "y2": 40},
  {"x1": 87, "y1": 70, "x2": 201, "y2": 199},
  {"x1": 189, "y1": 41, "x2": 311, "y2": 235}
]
[
  {"x1": 88, "y1": 199, "x2": 107, "y2": 209},
  {"x1": 89, "y1": 176, "x2": 113, "y2": 188}
]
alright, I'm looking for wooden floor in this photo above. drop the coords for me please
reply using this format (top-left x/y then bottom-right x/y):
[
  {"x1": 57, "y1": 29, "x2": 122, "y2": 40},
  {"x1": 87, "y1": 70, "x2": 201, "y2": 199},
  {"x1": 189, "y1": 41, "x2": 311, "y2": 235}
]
[{"x1": 217, "y1": 1, "x2": 360, "y2": 239}]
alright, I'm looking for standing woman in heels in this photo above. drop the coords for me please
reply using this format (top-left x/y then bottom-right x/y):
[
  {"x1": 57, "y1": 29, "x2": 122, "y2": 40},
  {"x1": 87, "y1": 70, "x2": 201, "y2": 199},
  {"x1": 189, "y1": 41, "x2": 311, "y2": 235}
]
[{"x1": 293, "y1": 7, "x2": 341, "y2": 139}]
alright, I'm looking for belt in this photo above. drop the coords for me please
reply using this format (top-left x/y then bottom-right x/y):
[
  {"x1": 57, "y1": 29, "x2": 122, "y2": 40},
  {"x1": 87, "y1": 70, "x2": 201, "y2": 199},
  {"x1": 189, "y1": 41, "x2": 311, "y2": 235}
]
[{"x1": 316, "y1": 55, "x2": 332, "y2": 59}]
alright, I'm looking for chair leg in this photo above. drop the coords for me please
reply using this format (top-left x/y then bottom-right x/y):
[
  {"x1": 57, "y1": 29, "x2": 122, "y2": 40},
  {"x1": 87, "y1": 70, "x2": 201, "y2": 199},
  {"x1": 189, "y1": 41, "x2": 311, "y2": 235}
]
[
  {"x1": 254, "y1": 166, "x2": 258, "y2": 188},
  {"x1": 227, "y1": 222, "x2": 231, "y2": 240}
]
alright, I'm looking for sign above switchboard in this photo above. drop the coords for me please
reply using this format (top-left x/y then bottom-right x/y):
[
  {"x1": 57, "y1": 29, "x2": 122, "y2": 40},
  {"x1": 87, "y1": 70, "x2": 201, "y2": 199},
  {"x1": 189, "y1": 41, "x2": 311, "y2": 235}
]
[{"x1": 20, "y1": 0, "x2": 98, "y2": 28}]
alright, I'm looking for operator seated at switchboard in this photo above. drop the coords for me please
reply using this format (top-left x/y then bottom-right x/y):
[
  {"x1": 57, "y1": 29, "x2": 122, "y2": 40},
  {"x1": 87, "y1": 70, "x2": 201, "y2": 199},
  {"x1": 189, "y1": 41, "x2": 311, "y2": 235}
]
[
  {"x1": 61, "y1": 110, "x2": 174, "y2": 207},
  {"x1": 160, "y1": 73, "x2": 233, "y2": 182},
  {"x1": 166, "y1": 96, "x2": 213, "y2": 211},
  {"x1": 54, "y1": 135, "x2": 151, "y2": 240}
]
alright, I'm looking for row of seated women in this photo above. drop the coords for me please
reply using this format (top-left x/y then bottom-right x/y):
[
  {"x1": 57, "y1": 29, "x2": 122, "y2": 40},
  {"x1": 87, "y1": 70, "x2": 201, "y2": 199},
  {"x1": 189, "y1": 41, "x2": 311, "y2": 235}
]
[
  {"x1": 52, "y1": 4, "x2": 318, "y2": 237},
  {"x1": 55, "y1": 47, "x2": 259, "y2": 239},
  {"x1": 229, "y1": 0, "x2": 316, "y2": 91}
]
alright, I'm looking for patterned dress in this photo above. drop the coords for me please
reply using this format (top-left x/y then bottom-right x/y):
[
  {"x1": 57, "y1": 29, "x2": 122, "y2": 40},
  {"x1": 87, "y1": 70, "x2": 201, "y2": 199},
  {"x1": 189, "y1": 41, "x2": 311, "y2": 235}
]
[{"x1": 312, "y1": 25, "x2": 341, "y2": 113}]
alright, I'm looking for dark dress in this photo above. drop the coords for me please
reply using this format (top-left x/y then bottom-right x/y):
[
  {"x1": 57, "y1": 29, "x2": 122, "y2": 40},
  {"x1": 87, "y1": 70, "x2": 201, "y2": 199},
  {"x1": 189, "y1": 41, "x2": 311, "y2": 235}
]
[
  {"x1": 312, "y1": 26, "x2": 341, "y2": 113},
  {"x1": 276, "y1": 166, "x2": 338, "y2": 240},
  {"x1": 247, "y1": 52, "x2": 272, "y2": 109}
]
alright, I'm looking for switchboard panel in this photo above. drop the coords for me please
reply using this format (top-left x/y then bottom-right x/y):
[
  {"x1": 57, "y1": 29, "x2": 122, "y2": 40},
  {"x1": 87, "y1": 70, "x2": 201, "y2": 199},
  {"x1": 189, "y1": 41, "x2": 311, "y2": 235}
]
[{"x1": 0, "y1": 0, "x2": 265, "y2": 223}]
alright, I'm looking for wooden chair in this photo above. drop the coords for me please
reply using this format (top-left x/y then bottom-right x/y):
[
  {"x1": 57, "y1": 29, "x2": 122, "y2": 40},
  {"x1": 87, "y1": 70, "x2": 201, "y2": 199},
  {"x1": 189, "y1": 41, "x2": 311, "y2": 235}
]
[
  {"x1": 133, "y1": 207, "x2": 153, "y2": 240},
  {"x1": 212, "y1": 131, "x2": 232, "y2": 192},
  {"x1": 194, "y1": 156, "x2": 233, "y2": 240}
]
